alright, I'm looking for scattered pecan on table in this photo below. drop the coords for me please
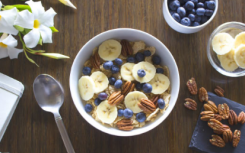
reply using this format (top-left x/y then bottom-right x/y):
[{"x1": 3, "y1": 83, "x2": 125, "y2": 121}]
[
  {"x1": 214, "y1": 86, "x2": 225, "y2": 97},
  {"x1": 209, "y1": 135, "x2": 226, "y2": 148},
  {"x1": 228, "y1": 110, "x2": 238, "y2": 126},
  {"x1": 184, "y1": 98, "x2": 197, "y2": 111},
  {"x1": 238, "y1": 111, "x2": 245, "y2": 124},
  {"x1": 223, "y1": 129, "x2": 233, "y2": 143},
  {"x1": 204, "y1": 101, "x2": 218, "y2": 114},
  {"x1": 200, "y1": 111, "x2": 222, "y2": 121},
  {"x1": 233, "y1": 130, "x2": 241, "y2": 147},
  {"x1": 218, "y1": 103, "x2": 229, "y2": 120},
  {"x1": 186, "y1": 77, "x2": 198, "y2": 95},
  {"x1": 198, "y1": 87, "x2": 208, "y2": 102},
  {"x1": 208, "y1": 119, "x2": 230, "y2": 134}
]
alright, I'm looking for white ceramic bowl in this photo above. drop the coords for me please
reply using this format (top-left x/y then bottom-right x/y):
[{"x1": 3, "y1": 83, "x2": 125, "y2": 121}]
[
  {"x1": 163, "y1": 0, "x2": 218, "y2": 34},
  {"x1": 69, "y1": 28, "x2": 180, "y2": 136}
]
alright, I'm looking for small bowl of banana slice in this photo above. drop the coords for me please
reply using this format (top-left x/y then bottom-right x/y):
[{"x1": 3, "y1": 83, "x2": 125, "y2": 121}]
[
  {"x1": 208, "y1": 22, "x2": 245, "y2": 77},
  {"x1": 70, "y1": 28, "x2": 180, "y2": 136}
]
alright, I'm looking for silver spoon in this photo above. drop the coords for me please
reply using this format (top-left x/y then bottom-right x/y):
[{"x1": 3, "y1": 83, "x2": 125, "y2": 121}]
[{"x1": 33, "y1": 74, "x2": 75, "y2": 153}]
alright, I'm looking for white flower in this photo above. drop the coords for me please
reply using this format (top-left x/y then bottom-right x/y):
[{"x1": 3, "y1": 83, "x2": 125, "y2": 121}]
[
  {"x1": 59, "y1": 0, "x2": 76, "y2": 9},
  {"x1": 14, "y1": 0, "x2": 57, "y2": 48},
  {"x1": 0, "y1": 6, "x2": 19, "y2": 35},
  {"x1": 0, "y1": 33, "x2": 23, "y2": 59}
]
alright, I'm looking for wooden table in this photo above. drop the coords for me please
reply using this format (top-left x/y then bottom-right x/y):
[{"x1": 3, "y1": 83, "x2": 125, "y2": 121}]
[{"x1": 1, "y1": 0, "x2": 245, "y2": 152}]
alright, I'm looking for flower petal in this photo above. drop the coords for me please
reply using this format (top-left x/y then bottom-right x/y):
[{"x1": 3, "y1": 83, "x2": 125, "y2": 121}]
[
  {"x1": 39, "y1": 8, "x2": 57, "y2": 27},
  {"x1": 14, "y1": 10, "x2": 34, "y2": 29},
  {"x1": 59, "y1": 0, "x2": 77, "y2": 9},
  {"x1": 0, "y1": 33, "x2": 8, "y2": 41},
  {"x1": 0, "y1": 47, "x2": 8, "y2": 59},
  {"x1": 23, "y1": 29, "x2": 40, "y2": 48},
  {"x1": 2, "y1": 35, "x2": 18, "y2": 47},
  {"x1": 0, "y1": 18, "x2": 18, "y2": 35},
  {"x1": 7, "y1": 46, "x2": 23, "y2": 59},
  {"x1": 25, "y1": 0, "x2": 45, "y2": 19},
  {"x1": 0, "y1": 8, "x2": 18, "y2": 25},
  {"x1": 39, "y1": 25, "x2": 52, "y2": 43}
]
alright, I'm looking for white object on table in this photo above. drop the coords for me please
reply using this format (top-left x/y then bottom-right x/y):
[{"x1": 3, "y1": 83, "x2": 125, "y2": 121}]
[{"x1": 0, "y1": 73, "x2": 24, "y2": 142}]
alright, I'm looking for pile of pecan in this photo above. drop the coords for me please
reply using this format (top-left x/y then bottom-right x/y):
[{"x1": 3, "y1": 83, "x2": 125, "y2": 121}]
[{"x1": 185, "y1": 77, "x2": 245, "y2": 148}]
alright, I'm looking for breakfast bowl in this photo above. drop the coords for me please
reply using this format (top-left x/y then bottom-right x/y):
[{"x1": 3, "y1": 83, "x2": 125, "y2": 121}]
[
  {"x1": 69, "y1": 28, "x2": 180, "y2": 136},
  {"x1": 163, "y1": 0, "x2": 218, "y2": 34},
  {"x1": 207, "y1": 22, "x2": 245, "y2": 77}
]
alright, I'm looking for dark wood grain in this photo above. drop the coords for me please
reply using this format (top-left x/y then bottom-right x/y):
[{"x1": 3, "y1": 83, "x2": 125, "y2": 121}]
[{"x1": 0, "y1": 0, "x2": 245, "y2": 152}]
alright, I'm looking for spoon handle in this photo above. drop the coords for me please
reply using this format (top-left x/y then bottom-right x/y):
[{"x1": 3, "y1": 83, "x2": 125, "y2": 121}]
[{"x1": 55, "y1": 114, "x2": 75, "y2": 153}]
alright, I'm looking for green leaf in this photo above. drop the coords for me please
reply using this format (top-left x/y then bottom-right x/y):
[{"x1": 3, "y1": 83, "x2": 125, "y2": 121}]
[
  {"x1": 23, "y1": 50, "x2": 39, "y2": 67},
  {"x1": 14, "y1": 25, "x2": 24, "y2": 32},
  {"x1": 3, "y1": 6, "x2": 15, "y2": 10},
  {"x1": 0, "y1": 33, "x2": 2, "y2": 37},
  {"x1": 50, "y1": 27, "x2": 59, "y2": 33},
  {"x1": 38, "y1": 37, "x2": 43, "y2": 46},
  {"x1": 21, "y1": 29, "x2": 32, "y2": 35},
  {"x1": 11, "y1": 5, "x2": 32, "y2": 12}
]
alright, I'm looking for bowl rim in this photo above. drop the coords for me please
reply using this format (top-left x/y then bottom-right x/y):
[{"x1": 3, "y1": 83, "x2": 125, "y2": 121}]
[
  {"x1": 164, "y1": 0, "x2": 219, "y2": 29},
  {"x1": 207, "y1": 22, "x2": 245, "y2": 77},
  {"x1": 69, "y1": 28, "x2": 180, "y2": 136}
]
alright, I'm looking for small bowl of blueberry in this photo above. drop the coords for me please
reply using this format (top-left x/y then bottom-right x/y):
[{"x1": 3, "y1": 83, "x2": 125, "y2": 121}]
[{"x1": 163, "y1": 0, "x2": 218, "y2": 34}]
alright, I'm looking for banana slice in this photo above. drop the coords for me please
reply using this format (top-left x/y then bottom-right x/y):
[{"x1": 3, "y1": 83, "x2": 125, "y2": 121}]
[
  {"x1": 218, "y1": 50, "x2": 238, "y2": 71},
  {"x1": 124, "y1": 91, "x2": 147, "y2": 113},
  {"x1": 90, "y1": 71, "x2": 109, "y2": 93},
  {"x1": 212, "y1": 33, "x2": 234, "y2": 55},
  {"x1": 78, "y1": 76, "x2": 95, "y2": 101},
  {"x1": 96, "y1": 100, "x2": 118, "y2": 124},
  {"x1": 132, "y1": 62, "x2": 156, "y2": 83},
  {"x1": 98, "y1": 39, "x2": 122, "y2": 61},
  {"x1": 234, "y1": 32, "x2": 245, "y2": 49},
  {"x1": 149, "y1": 74, "x2": 170, "y2": 94},
  {"x1": 121, "y1": 63, "x2": 135, "y2": 81},
  {"x1": 234, "y1": 45, "x2": 245, "y2": 69}
]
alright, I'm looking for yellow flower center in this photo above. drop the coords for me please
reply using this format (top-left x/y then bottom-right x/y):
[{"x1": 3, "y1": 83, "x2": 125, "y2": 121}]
[
  {"x1": 0, "y1": 15, "x2": 2, "y2": 20},
  {"x1": 34, "y1": 20, "x2": 40, "y2": 29},
  {"x1": 0, "y1": 42, "x2": 7, "y2": 48}
]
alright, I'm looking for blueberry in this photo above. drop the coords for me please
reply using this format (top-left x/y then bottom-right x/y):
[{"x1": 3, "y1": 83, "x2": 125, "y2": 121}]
[
  {"x1": 137, "y1": 69, "x2": 146, "y2": 77},
  {"x1": 118, "y1": 109, "x2": 124, "y2": 117},
  {"x1": 124, "y1": 108, "x2": 133, "y2": 119},
  {"x1": 192, "y1": 22, "x2": 200, "y2": 26},
  {"x1": 172, "y1": 13, "x2": 181, "y2": 23},
  {"x1": 94, "y1": 98, "x2": 102, "y2": 106},
  {"x1": 157, "y1": 99, "x2": 166, "y2": 109},
  {"x1": 135, "y1": 82, "x2": 143, "y2": 90},
  {"x1": 156, "y1": 68, "x2": 164, "y2": 74},
  {"x1": 103, "y1": 61, "x2": 113, "y2": 70},
  {"x1": 177, "y1": 7, "x2": 186, "y2": 18},
  {"x1": 152, "y1": 55, "x2": 161, "y2": 65},
  {"x1": 135, "y1": 52, "x2": 144, "y2": 62},
  {"x1": 82, "y1": 67, "x2": 91, "y2": 75},
  {"x1": 144, "y1": 50, "x2": 151, "y2": 57},
  {"x1": 180, "y1": 17, "x2": 191, "y2": 26},
  {"x1": 206, "y1": 1, "x2": 215, "y2": 10},
  {"x1": 185, "y1": 1, "x2": 194, "y2": 11},
  {"x1": 98, "y1": 92, "x2": 108, "y2": 101},
  {"x1": 111, "y1": 65, "x2": 120, "y2": 74},
  {"x1": 114, "y1": 58, "x2": 123, "y2": 65},
  {"x1": 170, "y1": 10, "x2": 175, "y2": 15},
  {"x1": 114, "y1": 80, "x2": 123, "y2": 89},
  {"x1": 85, "y1": 104, "x2": 93, "y2": 113},
  {"x1": 136, "y1": 112, "x2": 146, "y2": 123},
  {"x1": 169, "y1": 0, "x2": 180, "y2": 11},
  {"x1": 142, "y1": 83, "x2": 152, "y2": 93},
  {"x1": 188, "y1": 14, "x2": 195, "y2": 22},
  {"x1": 205, "y1": 9, "x2": 214, "y2": 16},
  {"x1": 196, "y1": 8, "x2": 205, "y2": 16},
  {"x1": 108, "y1": 77, "x2": 116, "y2": 85},
  {"x1": 201, "y1": 16, "x2": 208, "y2": 24},
  {"x1": 195, "y1": 15, "x2": 202, "y2": 22},
  {"x1": 190, "y1": 0, "x2": 198, "y2": 4},
  {"x1": 197, "y1": 2, "x2": 204, "y2": 8},
  {"x1": 127, "y1": 56, "x2": 135, "y2": 63}
]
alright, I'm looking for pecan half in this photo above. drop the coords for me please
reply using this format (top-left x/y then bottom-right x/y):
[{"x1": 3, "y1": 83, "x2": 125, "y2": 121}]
[
  {"x1": 199, "y1": 87, "x2": 208, "y2": 102},
  {"x1": 150, "y1": 95, "x2": 160, "y2": 107},
  {"x1": 204, "y1": 101, "x2": 218, "y2": 114},
  {"x1": 108, "y1": 91, "x2": 124, "y2": 105},
  {"x1": 184, "y1": 98, "x2": 197, "y2": 111},
  {"x1": 200, "y1": 111, "x2": 222, "y2": 121},
  {"x1": 238, "y1": 111, "x2": 245, "y2": 124},
  {"x1": 214, "y1": 86, "x2": 224, "y2": 97},
  {"x1": 223, "y1": 129, "x2": 233, "y2": 143},
  {"x1": 233, "y1": 130, "x2": 241, "y2": 147},
  {"x1": 218, "y1": 103, "x2": 229, "y2": 120},
  {"x1": 90, "y1": 51, "x2": 100, "y2": 69},
  {"x1": 228, "y1": 110, "x2": 238, "y2": 126},
  {"x1": 117, "y1": 119, "x2": 134, "y2": 131},
  {"x1": 186, "y1": 77, "x2": 197, "y2": 95},
  {"x1": 210, "y1": 135, "x2": 226, "y2": 148},
  {"x1": 120, "y1": 39, "x2": 133, "y2": 57},
  {"x1": 208, "y1": 119, "x2": 230, "y2": 134},
  {"x1": 122, "y1": 81, "x2": 135, "y2": 96},
  {"x1": 138, "y1": 98, "x2": 156, "y2": 114}
]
